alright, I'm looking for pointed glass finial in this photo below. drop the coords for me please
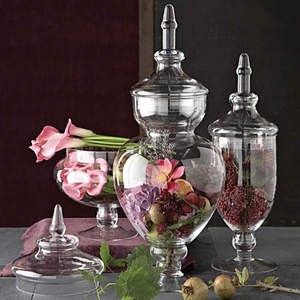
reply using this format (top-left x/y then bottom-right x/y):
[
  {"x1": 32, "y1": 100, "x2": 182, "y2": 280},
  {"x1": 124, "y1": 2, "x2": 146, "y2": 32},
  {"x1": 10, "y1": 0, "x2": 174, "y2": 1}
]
[
  {"x1": 161, "y1": 4, "x2": 177, "y2": 50},
  {"x1": 49, "y1": 204, "x2": 66, "y2": 238},
  {"x1": 236, "y1": 53, "x2": 252, "y2": 95}
]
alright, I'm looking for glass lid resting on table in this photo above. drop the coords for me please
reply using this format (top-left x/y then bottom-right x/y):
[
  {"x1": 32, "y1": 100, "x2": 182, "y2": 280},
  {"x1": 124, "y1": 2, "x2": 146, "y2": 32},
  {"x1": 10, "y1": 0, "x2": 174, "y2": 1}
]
[{"x1": 12, "y1": 204, "x2": 104, "y2": 296}]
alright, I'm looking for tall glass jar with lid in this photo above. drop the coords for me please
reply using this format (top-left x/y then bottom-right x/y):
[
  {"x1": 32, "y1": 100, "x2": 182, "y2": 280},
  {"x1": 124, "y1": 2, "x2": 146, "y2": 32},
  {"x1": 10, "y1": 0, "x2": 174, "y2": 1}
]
[
  {"x1": 113, "y1": 4, "x2": 225, "y2": 291},
  {"x1": 209, "y1": 53, "x2": 278, "y2": 274}
]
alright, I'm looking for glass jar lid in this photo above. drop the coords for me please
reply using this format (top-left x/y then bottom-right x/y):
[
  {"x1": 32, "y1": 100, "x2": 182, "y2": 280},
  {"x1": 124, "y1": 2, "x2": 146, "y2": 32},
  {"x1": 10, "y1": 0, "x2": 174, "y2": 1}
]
[
  {"x1": 209, "y1": 53, "x2": 278, "y2": 138},
  {"x1": 132, "y1": 4, "x2": 207, "y2": 99},
  {"x1": 12, "y1": 205, "x2": 104, "y2": 296},
  {"x1": 131, "y1": 5, "x2": 208, "y2": 131}
]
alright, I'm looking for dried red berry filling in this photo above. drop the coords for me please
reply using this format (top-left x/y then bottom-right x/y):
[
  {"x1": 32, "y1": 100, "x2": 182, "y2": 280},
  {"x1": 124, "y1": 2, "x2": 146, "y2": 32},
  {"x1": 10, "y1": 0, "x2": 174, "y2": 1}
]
[{"x1": 218, "y1": 152, "x2": 272, "y2": 227}]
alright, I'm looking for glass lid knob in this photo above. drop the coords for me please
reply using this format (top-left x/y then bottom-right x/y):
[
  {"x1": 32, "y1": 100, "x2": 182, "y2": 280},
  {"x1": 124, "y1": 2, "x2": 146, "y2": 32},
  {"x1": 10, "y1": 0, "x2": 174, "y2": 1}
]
[
  {"x1": 37, "y1": 203, "x2": 78, "y2": 250},
  {"x1": 161, "y1": 4, "x2": 177, "y2": 50},
  {"x1": 49, "y1": 204, "x2": 66, "y2": 238},
  {"x1": 237, "y1": 53, "x2": 252, "y2": 95}
]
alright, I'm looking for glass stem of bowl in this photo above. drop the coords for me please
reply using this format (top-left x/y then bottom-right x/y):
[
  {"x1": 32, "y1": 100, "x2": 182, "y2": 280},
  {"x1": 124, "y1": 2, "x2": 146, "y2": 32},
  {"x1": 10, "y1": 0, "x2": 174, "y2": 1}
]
[
  {"x1": 96, "y1": 204, "x2": 118, "y2": 230},
  {"x1": 150, "y1": 243, "x2": 187, "y2": 291},
  {"x1": 232, "y1": 231, "x2": 256, "y2": 262}
]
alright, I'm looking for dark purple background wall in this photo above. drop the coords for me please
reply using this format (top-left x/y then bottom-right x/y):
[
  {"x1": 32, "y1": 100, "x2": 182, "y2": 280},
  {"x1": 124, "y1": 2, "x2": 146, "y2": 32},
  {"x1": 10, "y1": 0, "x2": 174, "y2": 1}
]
[{"x1": 0, "y1": 1, "x2": 139, "y2": 226}]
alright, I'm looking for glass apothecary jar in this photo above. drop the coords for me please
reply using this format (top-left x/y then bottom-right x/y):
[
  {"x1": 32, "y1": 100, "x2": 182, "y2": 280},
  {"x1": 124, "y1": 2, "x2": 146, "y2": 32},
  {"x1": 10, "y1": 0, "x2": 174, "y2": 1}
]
[
  {"x1": 209, "y1": 53, "x2": 278, "y2": 274},
  {"x1": 113, "y1": 4, "x2": 225, "y2": 292}
]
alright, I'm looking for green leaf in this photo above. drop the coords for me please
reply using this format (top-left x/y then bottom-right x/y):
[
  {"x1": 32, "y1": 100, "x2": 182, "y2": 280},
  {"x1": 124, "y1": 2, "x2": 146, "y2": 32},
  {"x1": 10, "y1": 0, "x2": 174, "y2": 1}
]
[
  {"x1": 263, "y1": 276, "x2": 279, "y2": 285},
  {"x1": 122, "y1": 296, "x2": 135, "y2": 300},
  {"x1": 100, "y1": 243, "x2": 127, "y2": 270},
  {"x1": 81, "y1": 244, "x2": 161, "y2": 300},
  {"x1": 111, "y1": 258, "x2": 127, "y2": 268},
  {"x1": 235, "y1": 268, "x2": 243, "y2": 285},
  {"x1": 100, "y1": 242, "x2": 112, "y2": 271},
  {"x1": 80, "y1": 270, "x2": 103, "y2": 282},
  {"x1": 116, "y1": 265, "x2": 160, "y2": 300},
  {"x1": 103, "y1": 176, "x2": 116, "y2": 195},
  {"x1": 234, "y1": 267, "x2": 249, "y2": 285},
  {"x1": 116, "y1": 248, "x2": 160, "y2": 300},
  {"x1": 208, "y1": 280, "x2": 214, "y2": 288},
  {"x1": 126, "y1": 245, "x2": 152, "y2": 267},
  {"x1": 242, "y1": 267, "x2": 249, "y2": 284},
  {"x1": 80, "y1": 270, "x2": 96, "y2": 282}
]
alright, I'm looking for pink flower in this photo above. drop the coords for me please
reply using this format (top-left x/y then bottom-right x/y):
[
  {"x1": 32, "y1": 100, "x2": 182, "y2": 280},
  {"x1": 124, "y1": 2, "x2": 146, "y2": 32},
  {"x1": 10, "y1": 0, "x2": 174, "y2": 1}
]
[
  {"x1": 146, "y1": 158, "x2": 185, "y2": 191},
  {"x1": 57, "y1": 157, "x2": 108, "y2": 201},
  {"x1": 29, "y1": 119, "x2": 95, "y2": 162},
  {"x1": 62, "y1": 183, "x2": 86, "y2": 201},
  {"x1": 29, "y1": 125, "x2": 84, "y2": 162},
  {"x1": 86, "y1": 169, "x2": 107, "y2": 196},
  {"x1": 64, "y1": 119, "x2": 95, "y2": 137}
]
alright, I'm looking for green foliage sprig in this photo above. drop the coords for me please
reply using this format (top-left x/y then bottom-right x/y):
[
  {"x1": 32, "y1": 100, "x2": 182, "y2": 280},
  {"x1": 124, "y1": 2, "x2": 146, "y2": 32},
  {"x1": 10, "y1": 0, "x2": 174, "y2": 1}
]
[
  {"x1": 233, "y1": 267, "x2": 300, "y2": 295},
  {"x1": 82, "y1": 243, "x2": 161, "y2": 300}
]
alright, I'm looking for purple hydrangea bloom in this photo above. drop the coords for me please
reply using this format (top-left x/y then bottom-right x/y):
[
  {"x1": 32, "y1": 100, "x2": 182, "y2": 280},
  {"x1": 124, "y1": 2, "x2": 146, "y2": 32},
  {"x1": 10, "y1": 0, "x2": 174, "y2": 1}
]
[{"x1": 123, "y1": 184, "x2": 160, "y2": 221}]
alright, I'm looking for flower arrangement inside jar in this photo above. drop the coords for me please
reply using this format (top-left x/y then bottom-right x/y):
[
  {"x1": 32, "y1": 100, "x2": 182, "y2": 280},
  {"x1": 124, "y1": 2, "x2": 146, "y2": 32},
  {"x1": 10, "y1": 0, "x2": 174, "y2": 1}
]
[
  {"x1": 114, "y1": 130, "x2": 225, "y2": 292},
  {"x1": 122, "y1": 157, "x2": 214, "y2": 241},
  {"x1": 56, "y1": 148, "x2": 115, "y2": 205}
]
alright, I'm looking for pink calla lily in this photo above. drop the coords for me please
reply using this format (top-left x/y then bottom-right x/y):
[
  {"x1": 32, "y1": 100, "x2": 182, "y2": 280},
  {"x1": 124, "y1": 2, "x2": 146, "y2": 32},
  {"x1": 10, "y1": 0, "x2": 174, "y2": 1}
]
[
  {"x1": 64, "y1": 118, "x2": 95, "y2": 137},
  {"x1": 30, "y1": 124, "x2": 84, "y2": 162}
]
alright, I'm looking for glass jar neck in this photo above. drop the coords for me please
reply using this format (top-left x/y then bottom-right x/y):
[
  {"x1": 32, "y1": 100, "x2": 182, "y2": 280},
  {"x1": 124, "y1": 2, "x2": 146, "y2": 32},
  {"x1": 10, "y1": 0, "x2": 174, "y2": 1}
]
[
  {"x1": 146, "y1": 128, "x2": 195, "y2": 139},
  {"x1": 154, "y1": 49, "x2": 185, "y2": 72},
  {"x1": 156, "y1": 61, "x2": 183, "y2": 72},
  {"x1": 230, "y1": 93, "x2": 258, "y2": 112}
]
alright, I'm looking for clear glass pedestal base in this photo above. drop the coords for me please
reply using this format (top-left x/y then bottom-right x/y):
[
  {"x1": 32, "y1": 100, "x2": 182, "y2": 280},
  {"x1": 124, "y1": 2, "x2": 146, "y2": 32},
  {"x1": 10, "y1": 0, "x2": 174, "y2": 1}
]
[
  {"x1": 159, "y1": 274, "x2": 186, "y2": 293},
  {"x1": 79, "y1": 204, "x2": 138, "y2": 241},
  {"x1": 150, "y1": 242, "x2": 188, "y2": 293},
  {"x1": 79, "y1": 225, "x2": 137, "y2": 242},
  {"x1": 211, "y1": 257, "x2": 278, "y2": 274}
]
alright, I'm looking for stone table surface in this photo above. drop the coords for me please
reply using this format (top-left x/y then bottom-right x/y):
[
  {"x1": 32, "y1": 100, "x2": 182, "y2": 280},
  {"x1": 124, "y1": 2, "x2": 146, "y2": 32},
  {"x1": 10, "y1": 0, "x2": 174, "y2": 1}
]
[{"x1": 0, "y1": 227, "x2": 299, "y2": 299}]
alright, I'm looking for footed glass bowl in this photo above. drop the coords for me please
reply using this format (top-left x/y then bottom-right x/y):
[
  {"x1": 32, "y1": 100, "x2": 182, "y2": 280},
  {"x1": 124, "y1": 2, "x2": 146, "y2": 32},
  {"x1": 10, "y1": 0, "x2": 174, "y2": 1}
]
[{"x1": 55, "y1": 148, "x2": 137, "y2": 241}]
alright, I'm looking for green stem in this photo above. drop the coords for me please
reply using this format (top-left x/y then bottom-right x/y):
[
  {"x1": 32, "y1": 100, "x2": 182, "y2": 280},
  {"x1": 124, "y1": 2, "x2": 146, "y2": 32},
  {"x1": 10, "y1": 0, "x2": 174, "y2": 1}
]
[
  {"x1": 91, "y1": 135, "x2": 127, "y2": 140},
  {"x1": 103, "y1": 282, "x2": 117, "y2": 290},
  {"x1": 84, "y1": 135, "x2": 128, "y2": 142},
  {"x1": 84, "y1": 140, "x2": 126, "y2": 145},
  {"x1": 84, "y1": 140, "x2": 125, "y2": 145},
  {"x1": 95, "y1": 282, "x2": 116, "y2": 300},
  {"x1": 94, "y1": 277, "x2": 102, "y2": 300},
  {"x1": 82, "y1": 135, "x2": 137, "y2": 150},
  {"x1": 242, "y1": 283, "x2": 300, "y2": 295},
  {"x1": 167, "y1": 209, "x2": 206, "y2": 230},
  {"x1": 83, "y1": 142, "x2": 123, "y2": 149}
]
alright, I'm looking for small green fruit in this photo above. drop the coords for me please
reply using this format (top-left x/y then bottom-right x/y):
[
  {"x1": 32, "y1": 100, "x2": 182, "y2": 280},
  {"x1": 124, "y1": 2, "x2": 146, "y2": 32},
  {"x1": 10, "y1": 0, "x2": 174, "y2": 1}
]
[
  {"x1": 203, "y1": 198, "x2": 211, "y2": 212},
  {"x1": 149, "y1": 203, "x2": 166, "y2": 224},
  {"x1": 182, "y1": 277, "x2": 208, "y2": 300},
  {"x1": 213, "y1": 274, "x2": 236, "y2": 299}
]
